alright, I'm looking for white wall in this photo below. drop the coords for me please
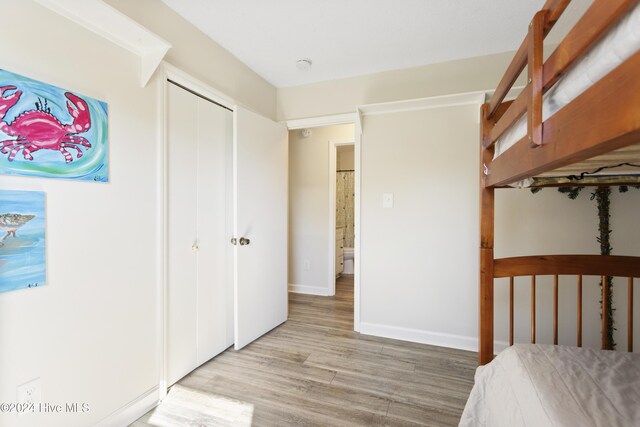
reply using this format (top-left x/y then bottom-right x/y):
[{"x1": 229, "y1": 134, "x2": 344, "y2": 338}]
[
  {"x1": 0, "y1": 2, "x2": 277, "y2": 426},
  {"x1": 337, "y1": 146, "x2": 354, "y2": 170},
  {"x1": 359, "y1": 105, "x2": 481, "y2": 348},
  {"x1": 106, "y1": 0, "x2": 277, "y2": 120},
  {"x1": 277, "y1": 51, "x2": 520, "y2": 121},
  {"x1": 288, "y1": 125, "x2": 355, "y2": 295},
  {"x1": 358, "y1": 103, "x2": 640, "y2": 352}
]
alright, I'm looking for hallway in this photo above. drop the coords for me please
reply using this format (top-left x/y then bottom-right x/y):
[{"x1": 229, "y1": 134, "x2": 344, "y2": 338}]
[{"x1": 133, "y1": 276, "x2": 477, "y2": 426}]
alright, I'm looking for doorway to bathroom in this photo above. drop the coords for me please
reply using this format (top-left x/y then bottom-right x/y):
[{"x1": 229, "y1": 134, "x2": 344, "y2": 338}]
[
  {"x1": 329, "y1": 140, "x2": 356, "y2": 296},
  {"x1": 287, "y1": 121, "x2": 359, "y2": 330}
]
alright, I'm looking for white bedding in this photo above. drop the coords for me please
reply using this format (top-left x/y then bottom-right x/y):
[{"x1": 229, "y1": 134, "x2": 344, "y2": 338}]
[
  {"x1": 459, "y1": 344, "x2": 640, "y2": 427},
  {"x1": 494, "y1": 3, "x2": 640, "y2": 159}
]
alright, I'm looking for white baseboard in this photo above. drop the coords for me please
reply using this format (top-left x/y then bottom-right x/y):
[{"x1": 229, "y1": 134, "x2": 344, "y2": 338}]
[
  {"x1": 359, "y1": 322, "x2": 477, "y2": 351},
  {"x1": 288, "y1": 283, "x2": 331, "y2": 296},
  {"x1": 95, "y1": 386, "x2": 159, "y2": 427},
  {"x1": 359, "y1": 322, "x2": 509, "y2": 354}
]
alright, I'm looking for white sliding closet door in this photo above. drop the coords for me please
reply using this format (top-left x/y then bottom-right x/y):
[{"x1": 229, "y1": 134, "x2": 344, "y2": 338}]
[
  {"x1": 233, "y1": 106, "x2": 288, "y2": 350},
  {"x1": 167, "y1": 83, "x2": 233, "y2": 386}
]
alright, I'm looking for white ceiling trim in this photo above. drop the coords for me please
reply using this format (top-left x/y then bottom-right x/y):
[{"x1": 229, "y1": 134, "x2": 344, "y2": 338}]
[
  {"x1": 34, "y1": 0, "x2": 171, "y2": 87},
  {"x1": 358, "y1": 86, "x2": 525, "y2": 116},
  {"x1": 285, "y1": 113, "x2": 357, "y2": 130},
  {"x1": 358, "y1": 91, "x2": 487, "y2": 117}
]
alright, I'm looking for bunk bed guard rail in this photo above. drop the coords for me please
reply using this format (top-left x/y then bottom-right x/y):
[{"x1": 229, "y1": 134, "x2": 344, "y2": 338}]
[
  {"x1": 480, "y1": 0, "x2": 640, "y2": 187},
  {"x1": 493, "y1": 255, "x2": 639, "y2": 353}
]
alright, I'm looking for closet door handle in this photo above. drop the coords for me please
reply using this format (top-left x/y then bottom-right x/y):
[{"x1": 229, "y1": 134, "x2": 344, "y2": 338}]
[
  {"x1": 230, "y1": 237, "x2": 238, "y2": 245},
  {"x1": 192, "y1": 243, "x2": 199, "y2": 251},
  {"x1": 239, "y1": 237, "x2": 250, "y2": 246}
]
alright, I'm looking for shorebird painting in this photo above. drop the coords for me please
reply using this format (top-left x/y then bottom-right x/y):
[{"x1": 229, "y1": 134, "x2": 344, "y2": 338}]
[
  {"x1": 0, "y1": 189, "x2": 46, "y2": 294},
  {"x1": 0, "y1": 213, "x2": 35, "y2": 246}
]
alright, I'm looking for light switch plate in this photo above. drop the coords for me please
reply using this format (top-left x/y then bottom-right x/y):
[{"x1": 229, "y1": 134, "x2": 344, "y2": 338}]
[{"x1": 383, "y1": 193, "x2": 394, "y2": 209}]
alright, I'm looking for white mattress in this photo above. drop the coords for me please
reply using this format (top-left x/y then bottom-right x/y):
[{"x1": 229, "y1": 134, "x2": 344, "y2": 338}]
[
  {"x1": 494, "y1": 3, "x2": 640, "y2": 159},
  {"x1": 459, "y1": 344, "x2": 640, "y2": 427}
]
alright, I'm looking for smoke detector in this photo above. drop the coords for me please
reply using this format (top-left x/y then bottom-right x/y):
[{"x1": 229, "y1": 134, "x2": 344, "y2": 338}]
[{"x1": 296, "y1": 59, "x2": 312, "y2": 71}]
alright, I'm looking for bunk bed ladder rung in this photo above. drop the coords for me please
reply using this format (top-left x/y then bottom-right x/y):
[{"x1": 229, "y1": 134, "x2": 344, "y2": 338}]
[
  {"x1": 509, "y1": 277, "x2": 514, "y2": 346},
  {"x1": 577, "y1": 275, "x2": 583, "y2": 348},
  {"x1": 553, "y1": 274, "x2": 559, "y2": 345},
  {"x1": 531, "y1": 275, "x2": 536, "y2": 344},
  {"x1": 629, "y1": 277, "x2": 634, "y2": 353}
]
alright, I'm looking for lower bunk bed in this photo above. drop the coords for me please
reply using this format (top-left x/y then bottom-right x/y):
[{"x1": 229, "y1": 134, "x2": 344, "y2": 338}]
[
  {"x1": 460, "y1": 344, "x2": 640, "y2": 427},
  {"x1": 467, "y1": 253, "x2": 640, "y2": 426}
]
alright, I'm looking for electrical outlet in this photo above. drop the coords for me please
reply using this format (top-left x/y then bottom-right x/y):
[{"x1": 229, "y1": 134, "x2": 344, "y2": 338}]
[
  {"x1": 303, "y1": 260, "x2": 310, "y2": 271},
  {"x1": 17, "y1": 378, "x2": 41, "y2": 409}
]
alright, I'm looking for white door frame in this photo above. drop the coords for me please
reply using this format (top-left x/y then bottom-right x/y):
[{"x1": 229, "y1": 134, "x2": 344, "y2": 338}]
[
  {"x1": 157, "y1": 62, "x2": 236, "y2": 401},
  {"x1": 328, "y1": 139, "x2": 355, "y2": 296},
  {"x1": 286, "y1": 115, "x2": 361, "y2": 332}
]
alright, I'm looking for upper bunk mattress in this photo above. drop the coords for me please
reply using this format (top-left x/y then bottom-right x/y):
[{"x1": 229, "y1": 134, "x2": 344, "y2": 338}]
[
  {"x1": 459, "y1": 344, "x2": 640, "y2": 427},
  {"x1": 494, "y1": 3, "x2": 640, "y2": 162}
]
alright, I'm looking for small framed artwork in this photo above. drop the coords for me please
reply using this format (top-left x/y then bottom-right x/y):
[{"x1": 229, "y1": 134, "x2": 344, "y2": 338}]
[
  {"x1": 0, "y1": 190, "x2": 46, "y2": 293},
  {"x1": 0, "y1": 69, "x2": 108, "y2": 182}
]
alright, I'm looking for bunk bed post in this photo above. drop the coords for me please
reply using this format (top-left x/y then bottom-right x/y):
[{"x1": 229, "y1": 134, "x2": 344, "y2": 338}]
[
  {"x1": 527, "y1": 10, "x2": 546, "y2": 147},
  {"x1": 479, "y1": 103, "x2": 495, "y2": 365}
]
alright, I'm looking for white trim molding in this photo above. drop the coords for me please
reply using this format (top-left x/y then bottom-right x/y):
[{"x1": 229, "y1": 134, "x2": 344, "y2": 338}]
[
  {"x1": 34, "y1": 0, "x2": 171, "y2": 87},
  {"x1": 288, "y1": 284, "x2": 332, "y2": 296},
  {"x1": 359, "y1": 322, "x2": 479, "y2": 352},
  {"x1": 285, "y1": 113, "x2": 357, "y2": 130},
  {"x1": 357, "y1": 86, "x2": 524, "y2": 118},
  {"x1": 358, "y1": 91, "x2": 486, "y2": 117},
  {"x1": 360, "y1": 322, "x2": 510, "y2": 354},
  {"x1": 162, "y1": 62, "x2": 236, "y2": 111},
  {"x1": 94, "y1": 386, "x2": 159, "y2": 427}
]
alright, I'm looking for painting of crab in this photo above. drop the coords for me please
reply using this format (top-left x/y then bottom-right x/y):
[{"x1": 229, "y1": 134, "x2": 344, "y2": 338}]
[
  {"x1": 0, "y1": 86, "x2": 92, "y2": 163},
  {"x1": 0, "y1": 86, "x2": 91, "y2": 163},
  {"x1": 0, "y1": 69, "x2": 108, "y2": 182}
]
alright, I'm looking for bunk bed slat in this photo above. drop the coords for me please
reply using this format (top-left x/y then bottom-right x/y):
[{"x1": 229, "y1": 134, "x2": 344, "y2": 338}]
[
  {"x1": 602, "y1": 275, "x2": 609, "y2": 350},
  {"x1": 485, "y1": 49, "x2": 640, "y2": 187},
  {"x1": 553, "y1": 274, "x2": 559, "y2": 345},
  {"x1": 486, "y1": 0, "x2": 570, "y2": 119},
  {"x1": 577, "y1": 275, "x2": 583, "y2": 348},
  {"x1": 543, "y1": 0, "x2": 638, "y2": 91},
  {"x1": 510, "y1": 276, "x2": 514, "y2": 346},
  {"x1": 628, "y1": 277, "x2": 634, "y2": 352},
  {"x1": 531, "y1": 276, "x2": 536, "y2": 344},
  {"x1": 528, "y1": 11, "x2": 546, "y2": 147}
]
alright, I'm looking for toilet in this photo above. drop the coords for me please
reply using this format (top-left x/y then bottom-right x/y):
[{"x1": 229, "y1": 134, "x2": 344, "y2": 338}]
[{"x1": 343, "y1": 247, "x2": 354, "y2": 274}]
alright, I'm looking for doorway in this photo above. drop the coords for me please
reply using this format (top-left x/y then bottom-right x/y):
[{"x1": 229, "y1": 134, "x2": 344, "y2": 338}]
[
  {"x1": 329, "y1": 141, "x2": 355, "y2": 296},
  {"x1": 286, "y1": 121, "x2": 359, "y2": 329}
]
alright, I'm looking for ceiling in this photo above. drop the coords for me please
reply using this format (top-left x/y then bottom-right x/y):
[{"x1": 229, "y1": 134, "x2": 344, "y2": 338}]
[{"x1": 160, "y1": 0, "x2": 591, "y2": 88}]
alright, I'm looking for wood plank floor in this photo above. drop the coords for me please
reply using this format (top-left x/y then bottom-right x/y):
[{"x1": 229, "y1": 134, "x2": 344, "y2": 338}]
[{"x1": 132, "y1": 276, "x2": 477, "y2": 426}]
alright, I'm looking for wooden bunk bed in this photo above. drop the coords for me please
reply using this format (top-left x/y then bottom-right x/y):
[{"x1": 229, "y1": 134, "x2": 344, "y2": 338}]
[{"x1": 463, "y1": 0, "x2": 640, "y2": 425}]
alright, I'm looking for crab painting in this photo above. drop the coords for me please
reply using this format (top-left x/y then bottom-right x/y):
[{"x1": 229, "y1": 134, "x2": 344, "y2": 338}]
[{"x1": 0, "y1": 85, "x2": 92, "y2": 163}]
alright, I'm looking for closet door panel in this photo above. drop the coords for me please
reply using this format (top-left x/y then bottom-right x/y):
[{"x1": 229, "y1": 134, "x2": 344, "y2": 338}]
[
  {"x1": 233, "y1": 106, "x2": 288, "y2": 350},
  {"x1": 167, "y1": 83, "x2": 198, "y2": 385},
  {"x1": 195, "y1": 99, "x2": 234, "y2": 364}
]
